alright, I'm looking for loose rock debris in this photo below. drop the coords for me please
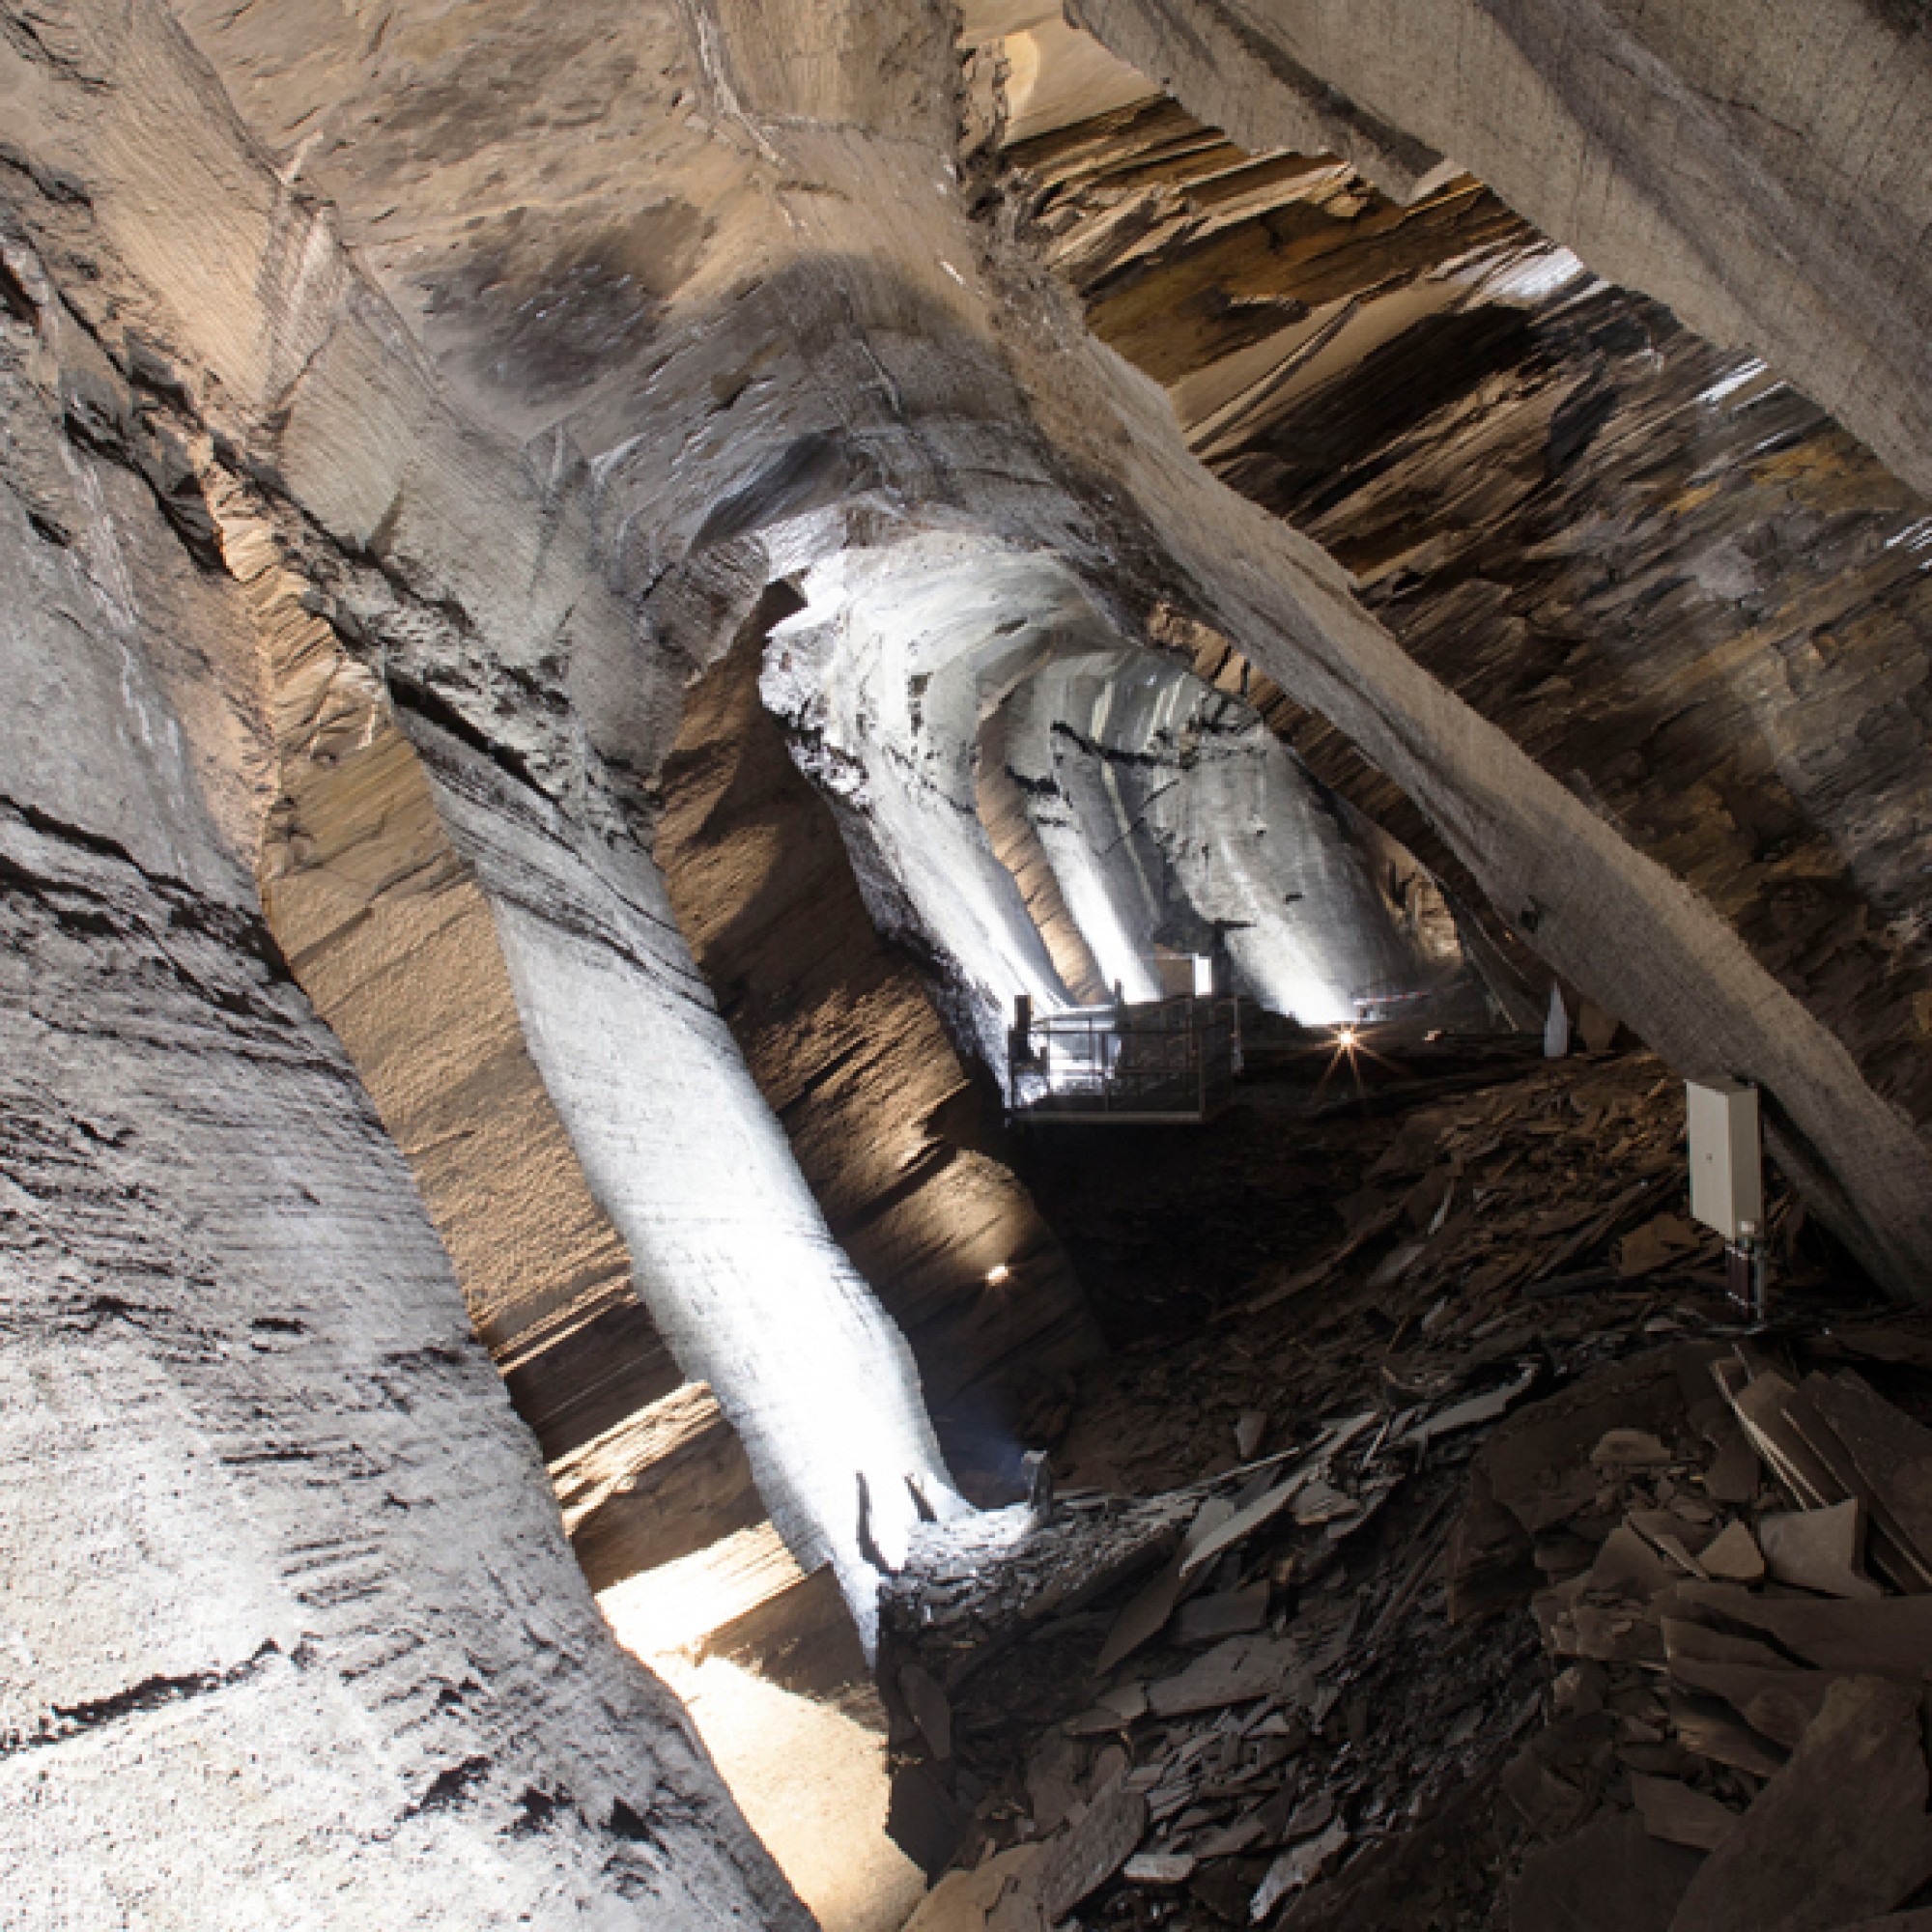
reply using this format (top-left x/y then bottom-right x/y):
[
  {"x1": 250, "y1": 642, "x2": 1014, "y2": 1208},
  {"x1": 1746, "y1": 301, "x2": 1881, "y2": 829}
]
[{"x1": 887, "y1": 1048, "x2": 1932, "y2": 1930}]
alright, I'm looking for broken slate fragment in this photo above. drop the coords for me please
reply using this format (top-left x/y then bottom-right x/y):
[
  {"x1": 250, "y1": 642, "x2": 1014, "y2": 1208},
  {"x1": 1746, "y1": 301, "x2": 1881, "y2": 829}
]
[
  {"x1": 1591, "y1": 1428, "x2": 1675, "y2": 1469},
  {"x1": 1293, "y1": 1477, "x2": 1357, "y2": 1525},
  {"x1": 1067, "y1": 1681, "x2": 1151, "y2": 1735},
  {"x1": 903, "y1": 1843, "x2": 1046, "y2": 1932},
  {"x1": 1758, "y1": 1500, "x2": 1881, "y2": 1601},
  {"x1": 1509, "y1": 1809, "x2": 1700, "y2": 1932},
  {"x1": 1631, "y1": 1774, "x2": 1741, "y2": 1852},
  {"x1": 1196, "y1": 1811, "x2": 1270, "y2": 1861},
  {"x1": 1538, "y1": 1594, "x2": 1666, "y2": 1666},
  {"x1": 888, "y1": 1760, "x2": 971, "y2": 1881},
  {"x1": 1122, "y1": 1852, "x2": 1196, "y2": 1886},
  {"x1": 1036, "y1": 1772, "x2": 1150, "y2": 1922},
  {"x1": 1587, "y1": 1524, "x2": 1675, "y2": 1601},
  {"x1": 1175, "y1": 1581, "x2": 1271, "y2": 1646},
  {"x1": 1662, "y1": 1657, "x2": 1834, "y2": 1751},
  {"x1": 1248, "y1": 1817, "x2": 1350, "y2": 1922},
  {"x1": 1149, "y1": 1634, "x2": 1297, "y2": 1719},
  {"x1": 1180, "y1": 1422, "x2": 1377, "y2": 1582},
  {"x1": 1630, "y1": 1507, "x2": 1718, "y2": 1557},
  {"x1": 1702, "y1": 1431, "x2": 1762, "y2": 1506},
  {"x1": 1404, "y1": 1363, "x2": 1538, "y2": 1449},
  {"x1": 1792, "y1": 1372, "x2": 1932, "y2": 1579},
  {"x1": 1719, "y1": 1366, "x2": 1845, "y2": 1513},
  {"x1": 1670, "y1": 1692, "x2": 1788, "y2": 1779},
  {"x1": 1667, "y1": 1583, "x2": 1932, "y2": 1677},
  {"x1": 900, "y1": 1661, "x2": 953, "y2": 1760},
  {"x1": 1697, "y1": 1520, "x2": 1765, "y2": 1584},
  {"x1": 1668, "y1": 1676, "x2": 1932, "y2": 1932},
  {"x1": 1097, "y1": 1501, "x2": 1231, "y2": 1675},
  {"x1": 1025, "y1": 1732, "x2": 1084, "y2": 1836}
]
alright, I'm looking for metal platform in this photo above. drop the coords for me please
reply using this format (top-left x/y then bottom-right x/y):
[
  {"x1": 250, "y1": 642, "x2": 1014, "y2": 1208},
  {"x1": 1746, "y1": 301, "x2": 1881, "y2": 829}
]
[{"x1": 1007, "y1": 994, "x2": 1242, "y2": 1124}]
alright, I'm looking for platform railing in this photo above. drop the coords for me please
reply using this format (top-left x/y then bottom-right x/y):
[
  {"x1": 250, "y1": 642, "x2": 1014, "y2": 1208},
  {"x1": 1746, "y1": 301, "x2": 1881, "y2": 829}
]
[{"x1": 1007, "y1": 993, "x2": 1242, "y2": 1123}]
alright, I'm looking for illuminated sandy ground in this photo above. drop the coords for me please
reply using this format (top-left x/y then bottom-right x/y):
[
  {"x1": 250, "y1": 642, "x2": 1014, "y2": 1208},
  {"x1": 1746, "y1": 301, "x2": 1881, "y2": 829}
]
[
  {"x1": 597, "y1": 1542, "x2": 922, "y2": 1932},
  {"x1": 662, "y1": 1656, "x2": 924, "y2": 1932}
]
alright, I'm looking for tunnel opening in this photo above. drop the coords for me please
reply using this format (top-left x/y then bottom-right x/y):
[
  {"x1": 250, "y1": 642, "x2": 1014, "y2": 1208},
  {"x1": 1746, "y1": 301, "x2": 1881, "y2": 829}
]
[{"x1": 636, "y1": 518, "x2": 1592, "y2": 1921}]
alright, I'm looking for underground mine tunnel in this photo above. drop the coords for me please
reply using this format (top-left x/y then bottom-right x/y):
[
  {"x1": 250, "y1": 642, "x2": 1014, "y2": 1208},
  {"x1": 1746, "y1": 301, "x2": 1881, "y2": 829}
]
[{"x1": 7, "y1": 1, "x2": 1932, "y2": 1928}]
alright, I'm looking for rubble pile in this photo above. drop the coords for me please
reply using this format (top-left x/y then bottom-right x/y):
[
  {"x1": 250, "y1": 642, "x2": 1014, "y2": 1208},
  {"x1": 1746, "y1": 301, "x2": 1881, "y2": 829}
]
[
  {"x1": 1040, "y1": 1046, "x2": 1773, "y2": 1498},
  {"x1": 883, "y1": 1048, "x2": 1932, "y2": 1930},
  {"x1": 1466, "y1": 1329, "x2": 1932, "y2": 1932},
  {"x1": 880, "y1": 1401, "x2": 1544, "y2": 1928}
]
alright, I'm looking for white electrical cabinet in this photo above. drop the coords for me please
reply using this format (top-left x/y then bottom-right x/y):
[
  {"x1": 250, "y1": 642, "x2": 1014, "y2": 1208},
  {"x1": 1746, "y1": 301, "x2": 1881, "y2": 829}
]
[{"x1": 1686, "y1": 1077, "x2": 1763, "y2": 1242}]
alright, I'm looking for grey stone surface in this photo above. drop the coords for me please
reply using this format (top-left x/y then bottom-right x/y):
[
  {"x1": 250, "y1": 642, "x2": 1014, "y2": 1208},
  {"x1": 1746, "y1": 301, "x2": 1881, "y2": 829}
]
[
  {"x1": 0, "y1": 264, "x2": 801, "y2": 1921},
  {"x1": 10, "y1": 0, "x2": 1932, "y2": 1915},
  {"x1": 1065, "y1": 0, "x2": 1932, "y2": 503},
  {"x1": 412, "y1": 715, "x2": 965, "y2": 1620}
]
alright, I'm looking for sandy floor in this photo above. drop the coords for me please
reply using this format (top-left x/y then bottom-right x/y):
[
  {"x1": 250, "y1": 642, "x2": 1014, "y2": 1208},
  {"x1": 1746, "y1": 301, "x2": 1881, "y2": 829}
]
[{"x1": 606, "y1": 1625, "x2": 925, "y2": 1932}]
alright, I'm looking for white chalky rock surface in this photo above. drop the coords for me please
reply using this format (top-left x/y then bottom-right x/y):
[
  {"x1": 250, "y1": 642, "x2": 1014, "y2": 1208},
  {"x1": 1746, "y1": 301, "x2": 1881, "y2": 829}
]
[{"x1": 994, "y1": 647, "x2": 1442, "y2": 1022}]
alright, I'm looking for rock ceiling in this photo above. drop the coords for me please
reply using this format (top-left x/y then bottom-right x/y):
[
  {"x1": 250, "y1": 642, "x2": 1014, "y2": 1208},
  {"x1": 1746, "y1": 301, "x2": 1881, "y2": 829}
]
[{"x1": 2, "y1": 0, "x2": 1930, "y2": 1922}]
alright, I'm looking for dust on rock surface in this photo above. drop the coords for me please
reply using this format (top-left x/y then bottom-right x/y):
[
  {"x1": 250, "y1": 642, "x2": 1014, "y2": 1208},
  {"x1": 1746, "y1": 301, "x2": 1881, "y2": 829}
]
[{"x1": 881, "y1": 1031, "x2": 1932, "y2": 1930}]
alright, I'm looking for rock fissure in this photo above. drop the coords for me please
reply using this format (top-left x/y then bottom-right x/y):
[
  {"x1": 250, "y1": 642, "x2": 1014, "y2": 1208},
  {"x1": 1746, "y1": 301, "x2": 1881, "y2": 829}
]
[{"x1": 3, "y1": 1641, "x2": 290, "y2": 1760}]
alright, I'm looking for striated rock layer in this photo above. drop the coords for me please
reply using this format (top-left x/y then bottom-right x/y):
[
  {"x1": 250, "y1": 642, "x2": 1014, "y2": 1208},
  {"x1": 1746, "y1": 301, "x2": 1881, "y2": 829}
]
[
  {"x1": 986, "y1": 643, "x2": 1463, "y2": 1022},
  {"x1": 10, "y1": 0, "x2": 1932, "y2": 1918},
  {"x1": 1065, "y1": 0, "x2": 1932, "y2": 503},
  {"x1": 4, "y1": 0, "x2": 966, "y2": 1636},
  {"x1": 0, "y1": 221, "x2": 799, "y2": 1922}
]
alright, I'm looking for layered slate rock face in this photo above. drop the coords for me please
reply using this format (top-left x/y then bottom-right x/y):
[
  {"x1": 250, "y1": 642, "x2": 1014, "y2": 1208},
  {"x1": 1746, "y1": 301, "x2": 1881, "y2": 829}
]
[
  {"x1": 0, "y1": 18, "x2": 965, "y2": 1920},
  {"x1": 0, "y1": 219, "x2": 799, "y2": 1926},
  {"x1": 7, "y1": 0, "x2": 969, "y2": 1643},
  {"x1": 1063, "y1": 0, "x2": 1932, "y2": 503},
  {"x1": 216, "y1": 474, "x2": 797, "y2": 1639},
  {"x1": 13, "y1": 0, "x2": 1932, "y2": 1918},
  {"x1": 994, "y1": 93, "x2": 1932, "y2": 1251},
  {"x1": 215, "y1": 491, "x2": 686, "y2": 1466}
]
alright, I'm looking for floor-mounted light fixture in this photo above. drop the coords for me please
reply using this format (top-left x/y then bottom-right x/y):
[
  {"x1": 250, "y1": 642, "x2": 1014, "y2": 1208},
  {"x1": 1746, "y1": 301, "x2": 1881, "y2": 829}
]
[{"x1": 1686, "y1": 1076, "x2": 1766, "y2": 1321}]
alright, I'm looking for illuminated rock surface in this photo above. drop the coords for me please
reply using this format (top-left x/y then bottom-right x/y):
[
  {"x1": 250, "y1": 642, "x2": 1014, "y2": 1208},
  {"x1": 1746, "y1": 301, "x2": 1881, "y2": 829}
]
[{"x1": 0, "y1": 213, "x2": 800, "y2": 1924}]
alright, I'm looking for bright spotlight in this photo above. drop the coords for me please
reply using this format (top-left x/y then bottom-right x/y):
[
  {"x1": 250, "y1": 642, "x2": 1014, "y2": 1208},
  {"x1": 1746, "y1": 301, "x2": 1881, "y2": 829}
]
[
  {"x1": 1335, "y1": 1026, "x2": 1359, "y2": 1050},
  {"x1": 984, "y1": 1263, "x2": 1012, "y2": 1288}
]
